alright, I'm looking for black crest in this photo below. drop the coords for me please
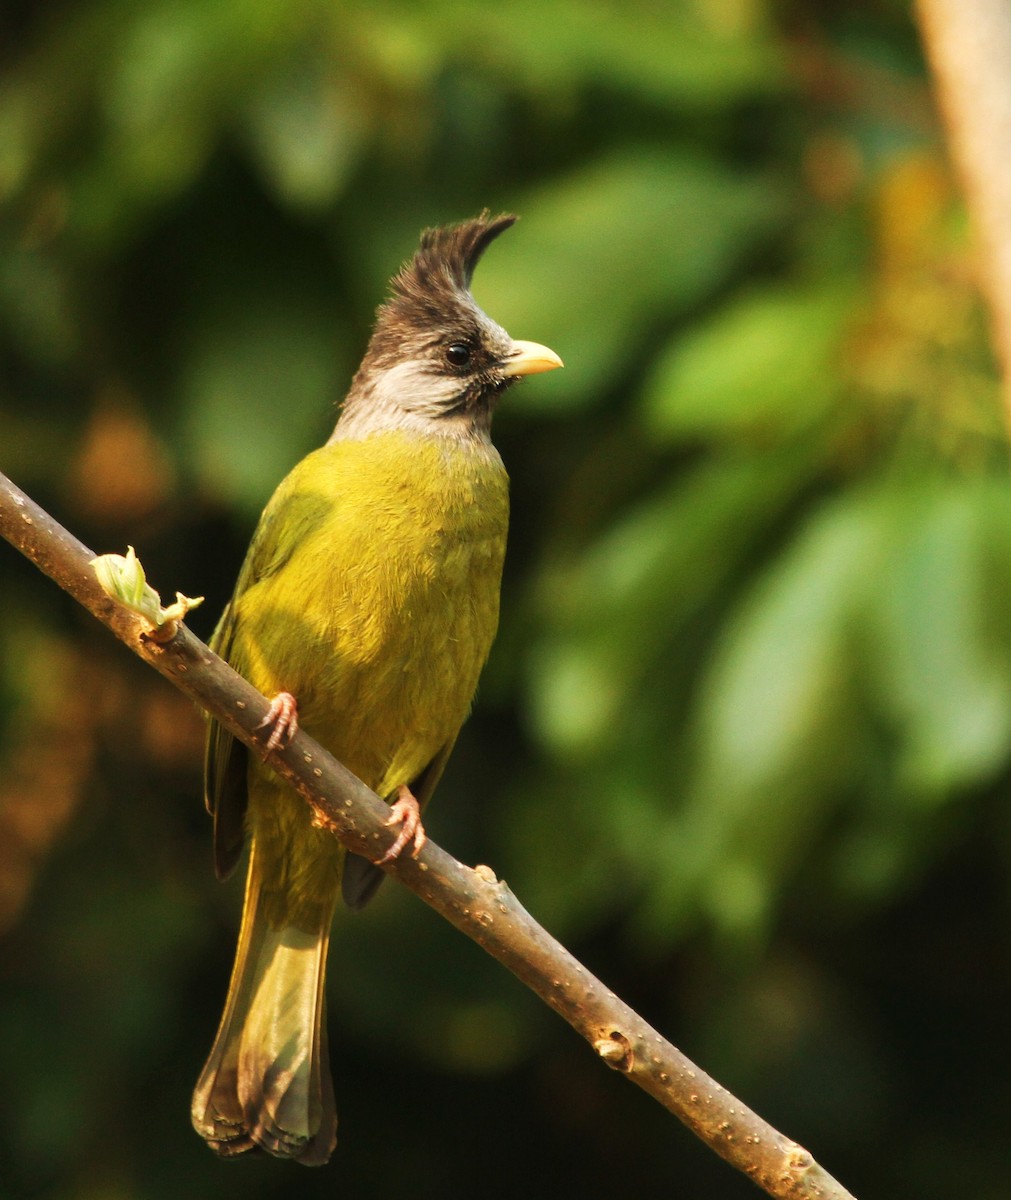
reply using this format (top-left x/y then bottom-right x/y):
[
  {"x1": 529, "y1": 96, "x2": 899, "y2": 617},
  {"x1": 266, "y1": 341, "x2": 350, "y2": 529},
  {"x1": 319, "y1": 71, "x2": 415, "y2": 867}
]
[
  {"x1": 397, "y1": 212, "x2": 517, "y2": 296},
  {"x1": 371, "y1": 212, "x2": 516, "y2": 340}
]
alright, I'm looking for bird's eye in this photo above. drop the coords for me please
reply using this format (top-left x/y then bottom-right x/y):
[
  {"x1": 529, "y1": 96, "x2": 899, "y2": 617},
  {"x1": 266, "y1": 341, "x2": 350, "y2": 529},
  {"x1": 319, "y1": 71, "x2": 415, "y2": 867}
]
[{"x1": 445, "y1": 342, "x2": 472, "y2": 368}]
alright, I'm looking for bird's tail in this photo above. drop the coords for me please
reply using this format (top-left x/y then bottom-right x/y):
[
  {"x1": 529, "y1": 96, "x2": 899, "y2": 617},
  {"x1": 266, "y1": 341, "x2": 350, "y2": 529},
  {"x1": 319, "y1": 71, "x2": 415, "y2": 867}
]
[{"x1": 191, "y1": 843, "x2": 338, "y2": 1165}]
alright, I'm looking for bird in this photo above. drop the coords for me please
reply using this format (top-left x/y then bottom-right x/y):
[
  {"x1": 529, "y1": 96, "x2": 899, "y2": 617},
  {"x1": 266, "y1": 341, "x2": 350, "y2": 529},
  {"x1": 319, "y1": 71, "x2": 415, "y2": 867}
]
[{"x1": 190, "y1": 213, "x2": 562, "y2": 1165}]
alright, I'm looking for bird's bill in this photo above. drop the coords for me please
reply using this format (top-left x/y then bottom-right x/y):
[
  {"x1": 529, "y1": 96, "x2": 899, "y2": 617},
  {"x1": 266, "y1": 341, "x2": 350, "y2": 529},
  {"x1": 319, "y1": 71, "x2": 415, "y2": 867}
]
[{"x1": 501, "y1": 339, "x2": 564, "y2": 377}]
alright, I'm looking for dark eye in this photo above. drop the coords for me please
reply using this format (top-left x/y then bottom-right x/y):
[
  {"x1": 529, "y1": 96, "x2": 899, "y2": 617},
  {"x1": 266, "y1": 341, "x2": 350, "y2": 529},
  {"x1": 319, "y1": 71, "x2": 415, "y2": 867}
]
[{"x1": 445, "y1": 342, "x2": 472, "y2": 368}]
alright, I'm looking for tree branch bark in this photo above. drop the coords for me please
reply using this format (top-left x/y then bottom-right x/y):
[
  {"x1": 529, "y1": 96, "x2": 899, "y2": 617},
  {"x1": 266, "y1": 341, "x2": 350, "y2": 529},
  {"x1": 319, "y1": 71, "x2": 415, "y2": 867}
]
[
  {"x1": 916, "y1": 0, "x2": 1011, "y2": 426},
  {"x1": 0, "y1": 469, "x2": 856, "y2": 1200}
]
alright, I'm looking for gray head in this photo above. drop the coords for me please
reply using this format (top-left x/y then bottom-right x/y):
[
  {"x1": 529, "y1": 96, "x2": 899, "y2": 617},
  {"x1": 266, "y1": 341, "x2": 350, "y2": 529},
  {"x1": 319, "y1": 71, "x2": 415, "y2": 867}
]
[{"x1": 332, "y1": 213, "x2": 561, "y2": 443}]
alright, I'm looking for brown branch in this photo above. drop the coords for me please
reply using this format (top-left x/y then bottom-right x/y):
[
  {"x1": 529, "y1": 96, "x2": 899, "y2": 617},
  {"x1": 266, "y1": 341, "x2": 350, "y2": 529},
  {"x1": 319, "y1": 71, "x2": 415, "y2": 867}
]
[
  {"x1": 0, "y1": 469, "x2": 856, "y2": 1200},
  {"x1": 916, "y1": 0, "x2": 1011, "y2": 427}
]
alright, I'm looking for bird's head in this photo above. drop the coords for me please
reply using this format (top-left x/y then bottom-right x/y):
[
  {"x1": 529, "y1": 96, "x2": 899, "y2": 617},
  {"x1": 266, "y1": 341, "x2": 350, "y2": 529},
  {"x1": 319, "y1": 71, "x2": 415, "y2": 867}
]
[{"x1": 335, "y1": 214, "x2": 562, "y2": 441}]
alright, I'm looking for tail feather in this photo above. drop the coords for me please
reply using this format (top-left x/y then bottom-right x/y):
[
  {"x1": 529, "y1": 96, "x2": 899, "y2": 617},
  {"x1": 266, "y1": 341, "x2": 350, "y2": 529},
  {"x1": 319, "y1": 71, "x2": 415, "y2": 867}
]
[{"x1": 192, "y1": 847, "x2": 338, "y2": 1165}]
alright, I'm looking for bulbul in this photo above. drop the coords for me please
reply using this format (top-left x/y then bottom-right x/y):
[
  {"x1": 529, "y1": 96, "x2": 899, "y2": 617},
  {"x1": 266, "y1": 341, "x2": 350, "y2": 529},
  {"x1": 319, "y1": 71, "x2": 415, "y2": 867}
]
[{"x1": 191, "y1": 214, "x2": 562, "y2": 1164}]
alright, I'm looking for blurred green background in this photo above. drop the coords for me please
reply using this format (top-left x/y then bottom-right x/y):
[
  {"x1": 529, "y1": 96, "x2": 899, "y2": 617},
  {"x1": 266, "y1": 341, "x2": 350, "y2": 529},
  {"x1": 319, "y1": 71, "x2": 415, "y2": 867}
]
[{"x1": 3, "y1": 1, "x2": 1011, "y2": 1197}]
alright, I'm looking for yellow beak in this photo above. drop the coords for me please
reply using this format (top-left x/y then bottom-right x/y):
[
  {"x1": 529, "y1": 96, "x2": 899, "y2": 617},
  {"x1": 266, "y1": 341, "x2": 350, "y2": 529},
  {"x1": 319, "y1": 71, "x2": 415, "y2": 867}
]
[{"x1": 501, "y1": 339, "x2": 564, "y2": 377}]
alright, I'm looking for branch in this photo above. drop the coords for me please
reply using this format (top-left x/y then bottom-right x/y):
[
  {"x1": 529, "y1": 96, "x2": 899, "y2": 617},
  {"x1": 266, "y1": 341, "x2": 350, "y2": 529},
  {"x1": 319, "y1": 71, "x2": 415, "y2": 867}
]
[
  {"x1": 0, "y1": 470, "x2": 856, "y2": 1200},
  {"x1": 916, "y1": 0, "x2": 1011, "y2": 426}
]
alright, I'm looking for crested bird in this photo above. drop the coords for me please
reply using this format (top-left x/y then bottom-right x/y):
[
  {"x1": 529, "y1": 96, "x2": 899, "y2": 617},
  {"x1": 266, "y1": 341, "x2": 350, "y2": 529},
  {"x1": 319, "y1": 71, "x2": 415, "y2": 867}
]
[{"x1": 191, "y1": 214, "x2": 562, "y2": 1164}]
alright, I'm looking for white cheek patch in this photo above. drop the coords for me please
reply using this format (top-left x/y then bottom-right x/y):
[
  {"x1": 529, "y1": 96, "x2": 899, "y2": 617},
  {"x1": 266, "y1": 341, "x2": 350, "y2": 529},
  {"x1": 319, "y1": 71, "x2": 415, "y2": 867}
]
[{"x1": 371, "y1": 359, "x2": 463, "y2": 418}]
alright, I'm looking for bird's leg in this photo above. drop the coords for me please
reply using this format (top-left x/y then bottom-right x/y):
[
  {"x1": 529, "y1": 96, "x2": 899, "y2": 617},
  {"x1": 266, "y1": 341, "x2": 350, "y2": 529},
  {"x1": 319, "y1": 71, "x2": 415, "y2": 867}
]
[
  {"x1": 379, "y1": 785, "x2": 428, "y2": 862},
  {"x1": 257, "y1": 691, "x2": 299, "y2": 752}
]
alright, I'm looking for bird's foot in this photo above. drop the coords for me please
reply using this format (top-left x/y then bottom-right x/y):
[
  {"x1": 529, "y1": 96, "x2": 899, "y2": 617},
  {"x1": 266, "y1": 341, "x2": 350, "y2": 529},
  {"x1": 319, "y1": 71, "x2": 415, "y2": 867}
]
[
  {"x1": 257, "y1": 691, "x2": 299, "y2": 752},
  {"x1": 379, "y1": 785, "x2": 427, "y2": 862}
]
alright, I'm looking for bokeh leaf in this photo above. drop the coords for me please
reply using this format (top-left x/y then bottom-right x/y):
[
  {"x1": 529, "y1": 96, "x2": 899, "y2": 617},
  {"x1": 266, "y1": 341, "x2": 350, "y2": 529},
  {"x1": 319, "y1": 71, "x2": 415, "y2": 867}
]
[
  {"x1": 477, "y1": 151, "x2": 789, "y2": 412},
  {"x1": 867, "y1": 474, "x2": 1011, "y2": 796},
  {"x1": 423, "y1": 0, "x2": 786, "y2": 106},
  {"x1": 526, "y1": 445, "x2": 820, "y2": 757},
  {"x1": 240, "y1": 58, "x2": 369, "y2": 211},
  {"x1": 641, "y1": 485, "x2": 889, "y2": 943},
  {"x1": 179, "y1": 292, "x2": 344, "y2": 514},
  {"x1": 641, "y1": 281, "x2": 856, "y2": 442}
]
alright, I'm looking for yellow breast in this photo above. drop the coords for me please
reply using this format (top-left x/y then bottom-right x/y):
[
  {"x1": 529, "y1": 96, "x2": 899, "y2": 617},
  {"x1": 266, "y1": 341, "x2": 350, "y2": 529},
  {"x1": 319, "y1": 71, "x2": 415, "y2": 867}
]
[{"x1": 231, "y1": 431, "x2": 509, "y2": 799}]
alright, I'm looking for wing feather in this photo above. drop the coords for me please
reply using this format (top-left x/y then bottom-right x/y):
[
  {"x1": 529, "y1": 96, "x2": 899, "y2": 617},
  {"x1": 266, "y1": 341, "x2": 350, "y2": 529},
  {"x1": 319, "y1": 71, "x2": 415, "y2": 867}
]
[{"x1": 204, "y1": 475, "x2": 333, "y2": 878}]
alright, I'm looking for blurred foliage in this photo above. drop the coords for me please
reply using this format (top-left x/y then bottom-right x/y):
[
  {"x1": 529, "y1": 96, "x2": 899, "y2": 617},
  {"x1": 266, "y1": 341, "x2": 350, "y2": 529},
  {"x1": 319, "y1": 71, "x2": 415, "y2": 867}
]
[{"x1": 3, "y1": 1, "x2": 1011, "y2": 1198}]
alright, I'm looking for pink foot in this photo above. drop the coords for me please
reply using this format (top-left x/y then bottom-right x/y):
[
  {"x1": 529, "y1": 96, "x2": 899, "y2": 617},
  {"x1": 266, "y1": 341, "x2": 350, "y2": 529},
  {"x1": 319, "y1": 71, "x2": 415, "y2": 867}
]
[
  {"x1": 379, "y1": 785, "x2": 427, "y2": 863},
  {"x1": 257, "y1": 691, "x2": 299, "y2": 752}
]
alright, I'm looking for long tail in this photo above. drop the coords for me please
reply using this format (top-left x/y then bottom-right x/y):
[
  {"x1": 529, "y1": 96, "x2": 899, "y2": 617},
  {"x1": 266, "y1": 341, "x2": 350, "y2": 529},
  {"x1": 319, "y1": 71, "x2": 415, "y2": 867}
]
[{"x1": 191, "y1": 842, "x2": 338, "y2": 1165}]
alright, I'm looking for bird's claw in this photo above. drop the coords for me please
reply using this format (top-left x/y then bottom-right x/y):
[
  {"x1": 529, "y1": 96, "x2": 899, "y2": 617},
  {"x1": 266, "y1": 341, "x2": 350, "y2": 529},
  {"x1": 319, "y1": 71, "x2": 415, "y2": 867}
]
[
  {"x1": 379, "y1": 786, "x2": 427, "y2": 863},
  {"x1": 257, "y1": 691, "x2": 299, "y2": 752}
]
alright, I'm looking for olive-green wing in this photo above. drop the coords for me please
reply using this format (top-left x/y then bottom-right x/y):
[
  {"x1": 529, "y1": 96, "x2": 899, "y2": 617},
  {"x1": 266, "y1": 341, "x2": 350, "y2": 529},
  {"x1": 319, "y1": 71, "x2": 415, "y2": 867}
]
[
  {"x1": 204, "y1": 478, "x2": 333, "y2": 880},
  {"x1": 340, "y1": 737, "x2": 458, "y2": 910},
  {"x1": 204, "y1": 599, "x2": 250, "y2": 880}
]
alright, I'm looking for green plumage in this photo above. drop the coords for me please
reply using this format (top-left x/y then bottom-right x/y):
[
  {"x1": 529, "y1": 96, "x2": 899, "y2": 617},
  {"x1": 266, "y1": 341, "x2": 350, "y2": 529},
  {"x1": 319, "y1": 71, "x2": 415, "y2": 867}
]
[
  {"x1": 210, "y1": 432, "x2": 508, "y2": 907},
  {"x1": 190, "y1": 213, "x2": 560, "y2": 1165},
  {"x1": 193, "y1": 432, "x2": 508, "y2": 1160}
]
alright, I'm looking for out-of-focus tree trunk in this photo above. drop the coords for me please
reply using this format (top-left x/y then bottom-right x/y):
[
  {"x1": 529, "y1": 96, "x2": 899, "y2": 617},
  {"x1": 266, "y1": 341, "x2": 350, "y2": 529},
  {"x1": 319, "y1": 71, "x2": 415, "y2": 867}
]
[{"x1": 917, "y1": 0, "x2": 1011, "y2": 430}]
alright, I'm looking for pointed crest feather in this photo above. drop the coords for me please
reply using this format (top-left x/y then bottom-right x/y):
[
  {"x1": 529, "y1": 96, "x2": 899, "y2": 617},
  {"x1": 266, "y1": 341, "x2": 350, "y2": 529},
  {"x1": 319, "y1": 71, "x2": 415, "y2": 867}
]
[
  {"x1": 396, "y1": 211, "x2": 517, "y2": 295},
  {"x1": 354, "y1": 211, "x2": 517, "y2": 376},
  {"x1": 377, "y1": 212, "x2": 516, "y2": 330}
]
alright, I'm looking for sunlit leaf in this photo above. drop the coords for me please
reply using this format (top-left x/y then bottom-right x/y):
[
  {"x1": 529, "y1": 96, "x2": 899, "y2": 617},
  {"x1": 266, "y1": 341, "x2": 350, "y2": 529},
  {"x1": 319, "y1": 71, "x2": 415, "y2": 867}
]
[
  {"x1": 641, "y1": 282, "x2": 856, "y2": 442},
  {"x1": 179, "y1": 295, "x2": 345, "y2": 514},
  {"x1": 240, "y1": 60, "x2": 368, "y2": 211},
  {"x1": 526, "y1": 446, "x2": 819, "y2": 756},
  {"x1": 697, "y1": 487, "x2": 882, "y2": 795},
  {"x1": 867, "y1": 475, "x2": 1011, "y2": 795},
  {"x1": 477, "y1": 151, "x2": 788, "y2": 412},
  {"x1": 638, "y1": 487, "x2": 889, "y2": 943},
  {"x1": 414, "y1": 0, "x2": 785, "y2": 106}
]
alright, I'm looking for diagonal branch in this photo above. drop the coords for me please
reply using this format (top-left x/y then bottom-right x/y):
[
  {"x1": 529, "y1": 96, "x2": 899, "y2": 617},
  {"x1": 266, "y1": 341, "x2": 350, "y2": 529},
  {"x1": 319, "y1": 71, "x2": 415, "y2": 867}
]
[{"x1": 0, "y1": 469, "x2": 856, "y2": 1200}]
